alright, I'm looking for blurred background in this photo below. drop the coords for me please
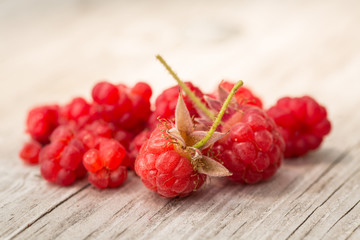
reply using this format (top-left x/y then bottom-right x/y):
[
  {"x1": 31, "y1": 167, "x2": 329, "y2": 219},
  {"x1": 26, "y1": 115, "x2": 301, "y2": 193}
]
[{"x1": 0, "y1": 0, "x2": 359, "y2": 134}]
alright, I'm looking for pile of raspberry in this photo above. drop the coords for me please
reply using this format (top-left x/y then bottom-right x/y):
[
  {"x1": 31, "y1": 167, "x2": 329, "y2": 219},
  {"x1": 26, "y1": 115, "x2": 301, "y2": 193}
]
[
  {"x1": 19, "y1": 73, "x2": 331, "y2": 197},
  {"x1": 20, "y1": 81, "x2": 152, "y2": 188}
]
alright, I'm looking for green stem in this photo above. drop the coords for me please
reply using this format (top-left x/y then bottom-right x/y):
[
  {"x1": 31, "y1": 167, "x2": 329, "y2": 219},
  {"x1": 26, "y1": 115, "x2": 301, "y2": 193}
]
[
  {"x1": 156, "y1": 55, "x2": 215, "y2": 120},
  {"x1": 192, "y1": 80, "x2": 243, "y2": 149}
]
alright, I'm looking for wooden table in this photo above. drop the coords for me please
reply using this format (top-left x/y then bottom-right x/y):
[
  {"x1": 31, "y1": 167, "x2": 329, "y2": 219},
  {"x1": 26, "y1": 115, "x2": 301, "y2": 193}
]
[{"x1": 1, "y1": 0, "x2": 360, "y2": 239}]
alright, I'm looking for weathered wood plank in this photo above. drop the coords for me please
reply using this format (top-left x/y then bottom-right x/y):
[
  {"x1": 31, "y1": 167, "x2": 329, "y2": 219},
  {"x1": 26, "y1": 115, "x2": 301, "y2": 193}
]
[{"x1": 1, "y1": 0, "x2": 360, "y2": 239}]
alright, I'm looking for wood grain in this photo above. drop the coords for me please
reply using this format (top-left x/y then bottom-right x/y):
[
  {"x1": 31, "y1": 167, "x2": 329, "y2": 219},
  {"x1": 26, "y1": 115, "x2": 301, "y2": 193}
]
[{"x1": 1, "y1": 0, "x2": 360, "y2": 239}]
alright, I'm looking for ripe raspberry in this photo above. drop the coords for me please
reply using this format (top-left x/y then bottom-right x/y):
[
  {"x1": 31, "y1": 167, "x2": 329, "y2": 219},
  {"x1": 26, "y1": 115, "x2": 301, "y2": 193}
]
[
  {"x1": 267, "y1": 96, "x2": 331, "y2": 158},
  {"x1": 135, "y1": 89, "x2": 231, "y2": 198},
  {"x1": 212, "y1": 105, "x2": 285, "y2": 184},
  {"x1": 135, "y1": 125, "x2": 206, "y2": 198},
  {"x1": 26, "y1": 105, "x2": 59, "y2": 144},
  {"x1": 60, "y1": 97, "x2": 93, "y2": 127},
  {"x1": 117, "y1": 92, "x2": 151, "y2": 132},
  {"x1": 19, "y1": 140, "x2": 42, "y2": 164},
  {"x1": 91, "y1": 81, "x2": 152, "y2": 133},
  {"x1": 148, "y1": 82, "x2": 204, "y2": 130},
  {"x1": 92, "y1": 81, "x2": 132, "y2": 123},
  {"x1": 218, "y1": 81, "x2": 263, "y2": 108},
  {"x1": 77, "y1": 120, "x2": 114, "y2": 149},
  {"x1": 40, "y1": 125, "x2": 86, "y2": 186},
  {"x1": 83, "y1": 138, "x2": 127, "y2": 188},
  {"x1": 113, "y1": 128, "x2": 134, "y2": 150},
  {"x1": 128, "y1": 129, "x2": 151, "y2": 170},
  {"x1": 92, "y1": 81, "x2": 120, "y2": 105},
  {"x1": 88, "y1": 167, "x2": 127, "y2": 189},
  {"x1": 131, "y1": 82, "x2": 152, "y2": 101}
]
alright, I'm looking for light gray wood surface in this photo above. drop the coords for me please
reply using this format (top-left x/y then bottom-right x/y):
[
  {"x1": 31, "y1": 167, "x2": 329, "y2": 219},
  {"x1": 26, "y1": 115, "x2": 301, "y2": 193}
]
[{"x1": 1, "y1": 0, "x2": 360, "y2": 239}]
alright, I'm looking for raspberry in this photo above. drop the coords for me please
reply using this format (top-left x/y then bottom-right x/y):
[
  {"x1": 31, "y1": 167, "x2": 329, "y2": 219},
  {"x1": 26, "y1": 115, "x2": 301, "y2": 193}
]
[
  {"x1": 40, "y1": 126, "x2": 86, "y2": 186},
  {"x1": 267, "y1": 96, "x2": 331, "y2": 158},
  {"x1": 148, "y1": 82, "x2": 204, "y2": 130},
  {"x1": 83, "y1": 138, "x2": 128, "y2": 188},
  {"x1": 60, "y1": 97, "x2": 93, "y2": 127},
  {"x1": 19, "y1": 140, "x2": 42, "y2": 164},
  {"x1": 88, "y1": 167, "x2": 127, "y2": 189},
  {"x1": 135, "y1": 82, "x2": 233, "y2": 198},
  {"x1": 50, "y1": 125, "x2": 75, "y2": 143},
  {"x1": 26, "y1": 105, "x2": 59, "y2": 144},
  {"x1": 135, "y1": 125, "x2": 206, "y2": 198},
  {"x1": 91, "y1": 81, "x2": 152, "y2": 134},
  {"x1": 219, "y1": 81, "x2": 263, "y2": 108},
  {"x1": 128, "y1": 129, "x2": 151, "y2": 170},
  {"x1": 117, "y1": 93, "x2": 151, "y2": 132},
  {"x1": 92, "y1": 81, "x2": 120, "y2": 105},
  {"x1": 131, "y1": 82, "x2": 152, "y2": 101},
  {"x1": 92, "y1": 82, "x2": 132, "y2": 123},
  {"x1": 113, "y1": 128, "x2": 134, "y2": 150},
  {"x1": 76, "y1": 120, "x2": 114, "y2": 149},
  {"x1": 212, "y1": 105, "x2": 285, "y2": 184}
]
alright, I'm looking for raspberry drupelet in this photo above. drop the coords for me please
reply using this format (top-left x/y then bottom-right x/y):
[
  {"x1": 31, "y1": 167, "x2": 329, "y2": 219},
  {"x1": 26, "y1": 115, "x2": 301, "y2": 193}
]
[{"x1": 267, "y1": 96, "x2": 331, "y2": 158}]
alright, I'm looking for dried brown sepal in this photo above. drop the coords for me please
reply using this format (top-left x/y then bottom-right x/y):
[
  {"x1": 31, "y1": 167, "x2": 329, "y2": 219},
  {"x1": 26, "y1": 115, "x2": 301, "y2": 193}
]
[{"x1": 197, "y1": 156, "x2": 232, "y2": 177}]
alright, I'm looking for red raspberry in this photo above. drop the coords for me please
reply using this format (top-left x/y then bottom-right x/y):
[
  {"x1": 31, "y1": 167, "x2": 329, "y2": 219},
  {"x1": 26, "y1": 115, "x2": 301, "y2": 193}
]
[
  {"x1": 267, "y1": 96, "x2": 331, "y2": 158},
  {"x1": 91, "y1": 81, "x2": 152, "y2": 134},
  {"x1": 50, "y1": 124, "x2": 76, "y2": 142},
  {"x1": 40, "y1": 126, "x2": 86, "y2": 186},
  {"x1": 60, "y1": 97, "x2": 93, "y2": 127},
  {"x1": 76, "y1": 120, "x2": 114, "y2": 149},
  {"x1": 26, "y1": 105, "x2": 59, "y2": 144},
  {"x1": 135, "y1": 125, "x2": 206, "y2": 198},
  {"x1": 127, "y1": 129, "x2": 151, "y2": 170},
  {"x1": 92, "y1": 82, "x2": 132, "y2": 123},
  {"x1": 19, "y1": 140, "x2": 42, "y2": 164},
  {"x1": 113, "y1": 128, "x2": 134, "y2": 150},
  {"x1": 83, "y1": 138, "x2": 127, "y2": 188},
  {"x1": 131, "y1": 82, "x2": 152, "y2": 101},
  {"x1": 92, "y1": 81, "x2": 120, "y2": 105},
  {"x1": 116, "y1": 94, "x2": 151, "y2": 132},
  {"x1": 114, "y1": 83, "x2": 152, "y2": 133},
  {"x1": 211, "y1": 105, "x2": 285, "y2": 184},
  {"x1": 88, "y1": 167, "x2": 127, "y2": 189},
  {"x1": 148, "y1": 82, "x2": 204, "y2": 129},
  {"x1": 219, "y1": 81, "x2": 263, "y2": 108}
]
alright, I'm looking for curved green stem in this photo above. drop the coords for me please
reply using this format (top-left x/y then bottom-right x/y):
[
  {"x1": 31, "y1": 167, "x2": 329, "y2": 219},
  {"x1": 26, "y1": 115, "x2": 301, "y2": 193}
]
[
  {"x1": 156, "y1": 55, "x2": 215, "y2": 120},
  {"x1": 192, "y1": 80, "x2": 243, "y2": 149}
]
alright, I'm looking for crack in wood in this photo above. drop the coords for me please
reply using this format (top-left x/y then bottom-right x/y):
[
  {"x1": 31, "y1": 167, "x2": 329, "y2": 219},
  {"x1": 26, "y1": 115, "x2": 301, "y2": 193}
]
[
  {"x1": 294, "y1": 151, "x2": 349, "y2": 202},
  {"x1": 321, "y1": 199, "x2": 360, "y2": 240},
  {"x1": 112, "y1": 227, "x2": 128, "y2": 240},
  {"x1": 230, "y1": 221, "x2": 247, "y2": 237},
  {"x1": 285, "y1": 168, "x2": 356, "y2": 240},
  {"x1": 345, "y1": 224, "x2": 360, "y2": 240},
  {"x1": 303, "y1": 217, "x2": 323, "y2": 238},
  {"x1": 8, "y1": 184, "x2": 90, "y2": 240}
]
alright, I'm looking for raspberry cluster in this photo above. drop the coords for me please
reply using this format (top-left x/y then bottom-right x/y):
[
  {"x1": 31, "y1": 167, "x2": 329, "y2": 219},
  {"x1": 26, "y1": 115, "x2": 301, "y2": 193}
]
[
  {"x1": 20, "y1": 81, "x2": 152, "y2": 188},
  {"x1": 19, "y1": 55, "x2": 331, "y2": 198}
]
